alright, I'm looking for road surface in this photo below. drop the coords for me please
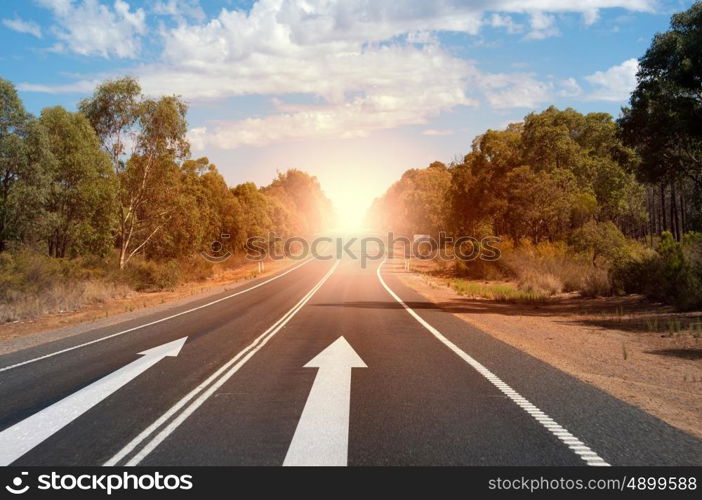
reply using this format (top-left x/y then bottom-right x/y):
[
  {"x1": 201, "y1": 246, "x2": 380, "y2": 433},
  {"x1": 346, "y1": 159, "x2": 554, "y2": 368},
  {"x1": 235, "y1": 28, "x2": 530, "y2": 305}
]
[{"x1": 0, "y1": 255, "x2": 700, "y2": 466}]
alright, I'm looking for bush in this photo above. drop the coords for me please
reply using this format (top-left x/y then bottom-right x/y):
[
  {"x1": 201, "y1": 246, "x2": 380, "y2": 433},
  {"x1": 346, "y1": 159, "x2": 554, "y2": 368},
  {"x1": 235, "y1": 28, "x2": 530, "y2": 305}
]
[
  {"x1": 0, "y1": 248, "x2": 214, "y2": 322},
  {"x1": 123, "y1": 256, "x2": 213, "y2": 292},
  {"x1": 518, "y1": 271, "x2": 563, "y2": 296},
  {"x1": 611, "y1": 232, "x2": 702, "y2": 310},
  {"x1": 569, "y1": 221, "x2": 629, "y2": 265},
  {"x1": 581, "y1": 267, "x2": 612, "y2": 297},
  {"x1": 0, "y1": 248, "x2": 129, "y2": 322},
  {"x1": 452, "y1": 239, "x2": 614, "y2": 296},
  {"x1": 179, "y1": 256, "x2": 214, "y2": 282},
  {"x1": 124, "y1": 259, "x2": 181, "y2": 291}
]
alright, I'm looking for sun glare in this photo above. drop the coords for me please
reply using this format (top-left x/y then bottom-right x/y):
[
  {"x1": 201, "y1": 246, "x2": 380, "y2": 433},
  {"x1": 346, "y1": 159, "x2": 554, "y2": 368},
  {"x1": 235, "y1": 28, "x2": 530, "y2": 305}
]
[{"x1": 327, "y1": 181, "x2": 380, "y2": 233}]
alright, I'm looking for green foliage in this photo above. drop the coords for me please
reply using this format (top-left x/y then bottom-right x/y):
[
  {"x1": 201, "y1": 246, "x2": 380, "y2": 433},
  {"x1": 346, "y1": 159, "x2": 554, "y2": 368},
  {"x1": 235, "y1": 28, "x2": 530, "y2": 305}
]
[
  {"x1": 0, "y1": 78, "x2": 53, "y2": 251},
  {"x1": 611, "y1": 232, "x2": 702, "y2": 309},
  {"x1": 80, "y1": 78, "x2": 190, "y2": 268},
  {"x1": 124, "y1": 255, "x2": 214, "y2": 292},
  {"x1": 39, "y1": 106, "x2": 117, "y2": 257},
  {"x1": 372, "y1": 106, "x2": 645, "y2": 250},
  {"x1": 78, "y1": 77, "x2": 141, "y2": 167},
  {"x1": 619, "y1": 2, "x2": 702, "y2": 199},
  {"x1": 450, "y1": 278, "x2": 548, "y2": 304},
  {"x1": 124, "y1": 259, "x2": 181, "y2": 291},
  {"x1": 569, "y1": 221, "x2": 629, "y2": 265}
]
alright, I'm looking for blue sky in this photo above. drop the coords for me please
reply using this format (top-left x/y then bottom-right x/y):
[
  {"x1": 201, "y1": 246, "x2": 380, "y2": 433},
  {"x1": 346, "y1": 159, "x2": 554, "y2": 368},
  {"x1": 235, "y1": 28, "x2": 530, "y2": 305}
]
[{"x1": 0, "y1": 0, "x2": 694, "y2": 226}]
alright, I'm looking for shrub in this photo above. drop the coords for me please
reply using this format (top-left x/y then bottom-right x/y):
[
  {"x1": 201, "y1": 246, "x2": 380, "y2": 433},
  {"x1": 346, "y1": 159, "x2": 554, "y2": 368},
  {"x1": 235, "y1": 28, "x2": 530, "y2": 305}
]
[
  {"x1": 179, "y1": 256, "x2": 214, "y2": 282},
  {"x1": 569, "y1": 220, "x2": 629, "y2": 265},
  {"x1": 124, "y1": 259, "x2": 181, "y2": 291},
  {"x1": 611, "y1": 232, "x2": 702, "y2": 310},
  {"x1": 518, "y1": 271, "x2": 563, "y2": 296},
  {"x1": 0, "y1": 248, "x2": 129, "y2": 322},
  {"x1": 580, "y1": 267, "x2": 612, "y2": 297}
]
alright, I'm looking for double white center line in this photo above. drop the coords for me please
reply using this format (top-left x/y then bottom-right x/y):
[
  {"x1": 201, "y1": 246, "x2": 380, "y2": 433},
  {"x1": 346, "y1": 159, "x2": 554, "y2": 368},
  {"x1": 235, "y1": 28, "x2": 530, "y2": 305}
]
[{"x1": 105, "y1": 260, "x2": 339, "y2": 466}]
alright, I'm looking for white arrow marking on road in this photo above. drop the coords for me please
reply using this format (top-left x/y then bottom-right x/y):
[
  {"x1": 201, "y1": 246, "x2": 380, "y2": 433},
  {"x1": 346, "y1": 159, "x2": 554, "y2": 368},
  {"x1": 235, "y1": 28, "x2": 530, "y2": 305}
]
[
  {"x1": 0, "y1": 337, "x2": 188, "y2": 466},
  {"x1": 284, "y1": 337, "x2": 366, "y2": 467}
]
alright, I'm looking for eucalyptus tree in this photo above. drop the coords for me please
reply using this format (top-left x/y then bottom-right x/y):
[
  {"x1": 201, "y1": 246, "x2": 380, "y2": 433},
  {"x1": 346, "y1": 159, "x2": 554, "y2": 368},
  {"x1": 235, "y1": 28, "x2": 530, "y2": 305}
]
[{"x1": 80, "y1": 78, "x2": 190, "y2": 267}]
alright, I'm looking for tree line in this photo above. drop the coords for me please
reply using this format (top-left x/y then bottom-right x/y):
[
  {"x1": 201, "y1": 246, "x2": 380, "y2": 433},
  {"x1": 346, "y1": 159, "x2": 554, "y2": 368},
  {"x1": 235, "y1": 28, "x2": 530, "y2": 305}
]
[
  {"x1": 368, "y1": 2, "x2": 702, "y2": 308},
  {"x1": 370, "y1": 2, "x2": 702, "y2": 248},
  {"x1": 369, "y1": 108, "x2": 649, "y2": 246},
  {"x1": 0, "y1": 77, "x2": 333, "y2": 269}
]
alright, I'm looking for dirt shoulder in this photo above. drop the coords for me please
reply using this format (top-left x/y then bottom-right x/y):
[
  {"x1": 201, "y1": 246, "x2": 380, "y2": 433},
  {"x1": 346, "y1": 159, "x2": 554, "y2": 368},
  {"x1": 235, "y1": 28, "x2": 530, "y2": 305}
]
[
  {"x1": 397, "y1": 271, "x2": 702, "y2": 440},
  {"x1": 0, "y1": 259, "x2": 296, "y2": 355}
]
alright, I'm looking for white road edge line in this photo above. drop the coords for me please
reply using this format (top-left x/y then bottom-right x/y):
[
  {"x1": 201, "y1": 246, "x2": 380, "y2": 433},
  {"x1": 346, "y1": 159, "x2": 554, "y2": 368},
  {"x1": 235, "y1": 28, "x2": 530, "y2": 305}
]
[
  {"x1": 105, "y1": 259, "x2": 340, "y2": 466},
  {"x1": 0, "y1": 258, "x2": 314, "y2": 374},
  {"x1": 376, "y1": 259, "x2": 610, "y2": 467}
]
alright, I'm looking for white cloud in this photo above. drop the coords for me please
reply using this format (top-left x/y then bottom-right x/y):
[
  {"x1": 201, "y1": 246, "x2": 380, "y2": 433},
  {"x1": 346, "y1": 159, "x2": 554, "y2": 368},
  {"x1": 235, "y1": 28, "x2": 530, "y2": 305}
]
[
  {"x1": 557, "y1": 77, "x2": 583, "y2": 97},
  {"x1": 152, "y1": 0, "x2": 205, "y2": 22},
  {"x1": 585, "y1": 58, "x2": 639, "y2": 101},
  {"x1": 582, "y1": 9, "x2": 599, "y2": 26},
  {"x1": 421, "y1": 129, "x2": 455, "y2": 136},
  {"x1": 524, "y1": 12, "x2": 560, "y2": 40},
  {"x1": 480, "y1": 73, "x2": 586, "y2": 108},
  {"x1": 37, "y1": 0, "x2": 146, "y2": 58},
  {"x1": 136, "y1": 2, "x2": 481, "y2": 149},
  {"x1": 17, "y1": 80, "x2": 99, "y2": 93},
  {"x1": 480, "y1": 73, "x2": 553, "y2": 109},
  {"x1": 406, "y1": 30, "x2": 439, "y2": 45},
  {"x1": 2, "y1": 17, "x2": 42, "y2": 38},
  {"x1": 189, "y1": 91, "x2": 467, "y2": 149},
  {"x1": 22, "y1": 0, "x2": 656, "y2": 148},
  {"x1": 489, "y1": 13, "x2": 523, "y2": 34}
]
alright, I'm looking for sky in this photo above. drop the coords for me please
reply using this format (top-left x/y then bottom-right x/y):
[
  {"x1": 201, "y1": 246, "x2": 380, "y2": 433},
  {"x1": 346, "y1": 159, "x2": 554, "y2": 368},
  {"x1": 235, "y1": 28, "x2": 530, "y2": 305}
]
[{"x1": 0, "y1": 0, "x2": 695, "y2": 228}]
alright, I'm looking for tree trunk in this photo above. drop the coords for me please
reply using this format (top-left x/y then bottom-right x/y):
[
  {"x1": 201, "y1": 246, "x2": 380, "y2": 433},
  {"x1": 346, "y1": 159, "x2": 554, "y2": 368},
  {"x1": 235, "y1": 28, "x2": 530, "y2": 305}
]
[
  {"x1": 671, "y1": 183, "x2": 679, "y2": 241},
  {"x1": 660, "y1": 183, "x2": 666, "y2": 234},
  {"x1": 680, "y1": 188, "x2": 687, "y2": 235}
]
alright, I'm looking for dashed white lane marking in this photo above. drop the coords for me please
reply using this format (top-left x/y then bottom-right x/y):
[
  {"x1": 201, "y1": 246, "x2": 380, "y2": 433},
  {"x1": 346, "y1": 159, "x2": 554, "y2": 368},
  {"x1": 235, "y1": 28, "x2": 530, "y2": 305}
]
[
  {"x1": 377, "y1": 259, "x2": 610, "y2": 466},
  {"x1": 105, "y1": 260, "x2": 340, "y2": 466},
  {"x1": 0, "y1": 258, "x2": 314, "y2": 374}
]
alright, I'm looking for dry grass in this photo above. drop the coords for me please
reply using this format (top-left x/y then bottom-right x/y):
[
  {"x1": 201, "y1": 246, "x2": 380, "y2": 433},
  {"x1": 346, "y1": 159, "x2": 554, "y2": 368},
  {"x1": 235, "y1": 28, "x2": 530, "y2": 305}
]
[
  {"x1": 517, "y1": 271, "x2": 563, "y2": 296},
  {"x1": 450, "y1": 278, "x2": 548, "y2": 303},
  {"x1": 0, "y1": 280, "x2": 131, "y2": 323}
]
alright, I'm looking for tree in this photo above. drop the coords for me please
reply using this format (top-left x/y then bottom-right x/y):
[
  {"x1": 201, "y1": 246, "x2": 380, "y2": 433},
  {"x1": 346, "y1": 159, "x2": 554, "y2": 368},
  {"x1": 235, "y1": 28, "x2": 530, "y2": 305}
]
[
  {"x1": 231, "y1": 182, "x2": 275, "y2": 247},
  {"x1": 146, "y1": 158, "x2": 237, "y2": 259},
  {"x1": 0, "y1": 78, "x2": 52, "y2": 251},
  {"x1": 449, "y1": 125, "x2": 522, "y2": 236},
  {"x1": 619, "y1": 2, "x2": 702, "y2": 235},
  {"x1": 78, "y1": 77, "x2": 141, "y2": 168},
  {"x1": 39, "y1": 107, "x2": 116, "y2": 257},
  {"x1": 80, "y1": 78, "x2": 190, "y2": 268},
  {"x1": 502, "y1": 166, "x2": 575, "y2": 244},
  {"x1": 263, "y1": 169, "x2": 333, "y2": 234}
]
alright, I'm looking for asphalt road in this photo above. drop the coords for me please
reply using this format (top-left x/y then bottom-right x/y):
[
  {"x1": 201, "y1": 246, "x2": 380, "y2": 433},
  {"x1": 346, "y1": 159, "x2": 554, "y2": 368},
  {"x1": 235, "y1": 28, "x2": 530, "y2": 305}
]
[{"x1": 0, "y1": 254, "x2": 700, "y2": 466}]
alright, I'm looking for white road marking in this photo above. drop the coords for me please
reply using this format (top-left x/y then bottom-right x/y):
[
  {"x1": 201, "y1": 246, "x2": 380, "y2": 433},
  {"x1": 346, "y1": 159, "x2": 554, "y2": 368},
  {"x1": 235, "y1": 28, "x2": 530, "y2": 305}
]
[
  {"x1": 0, "y1": 337, "x2": 188, "y2": 466},
  {"x1": 376, "y1": 259, "x2": 610, "y2": 466},
  {"x1": 283, "y1": 337, "x2": 366, "y2": 467},
  {"x1": 0, "y1": 258, "x2": 314, "y2": 373},
  {"x1": 105, "y1": 260, "x2": 340, "y2": 466}
]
